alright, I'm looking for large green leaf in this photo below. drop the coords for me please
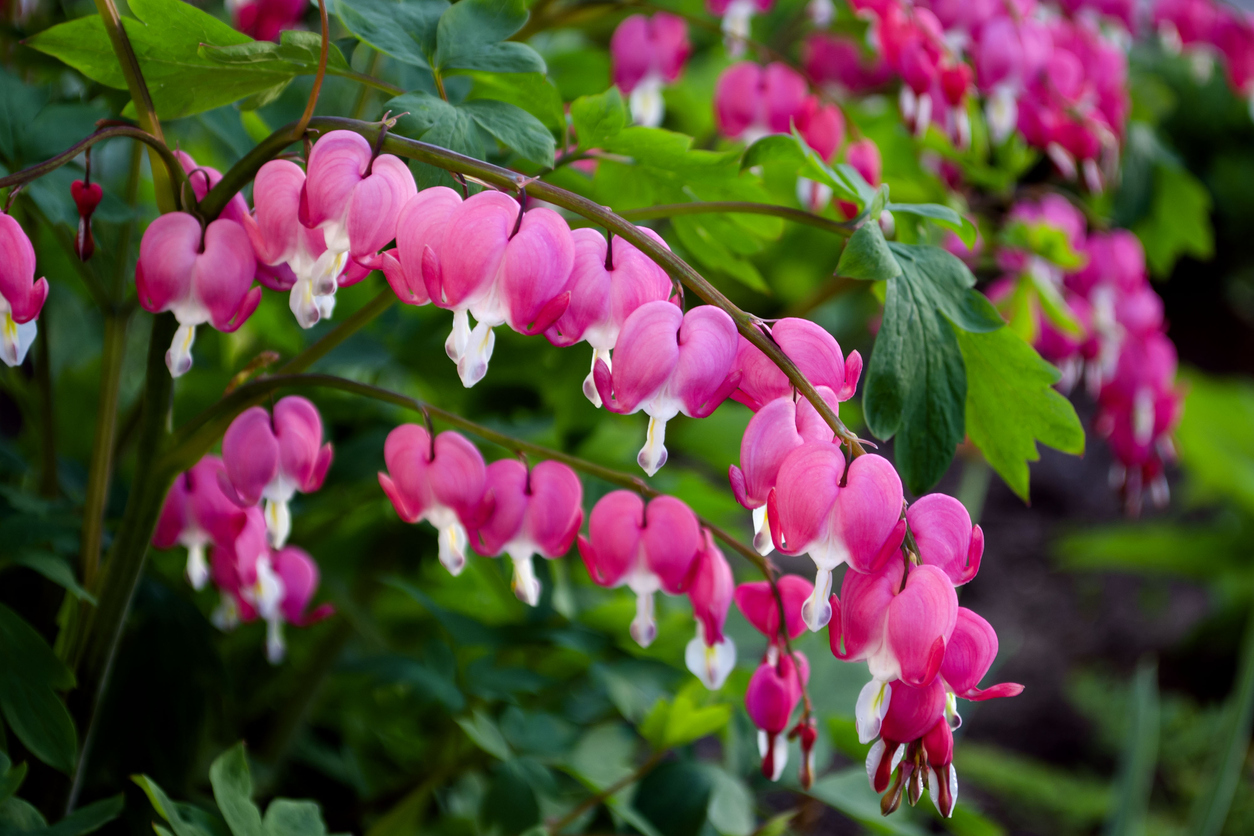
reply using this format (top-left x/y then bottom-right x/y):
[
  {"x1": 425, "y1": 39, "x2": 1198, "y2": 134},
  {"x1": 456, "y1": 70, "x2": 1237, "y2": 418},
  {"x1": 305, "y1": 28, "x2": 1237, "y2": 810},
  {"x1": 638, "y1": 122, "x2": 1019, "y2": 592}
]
[
  {"x1": 262, "y1": 800, "x2": 327, "y2": 836},
  {"x1": 570, "y1": 87, "x2": 628, "y2": 151},
  {"x1": 433, "y1": 0, "x2": 544, "y2": 74},
  {"x1": 461, "y1": 99, "x2": 555, "y2": 166},
  {"x1": 1174, "y1": 372, "x2": 1254, "y2": 515},
  {"x1": 862, "y1": 244, "x2": 1003, "y2": 493},
  {"x1": 836, "y1": 222, "x2": 900, "y2": 282},
  {"x1": 637, "y1": 683, "x2": 732, "y2": 750},
  {"x1": 198, "y1": 31, "x2": 352, "y2": 80},
  {"x1": 1133, "y1": 162, "x2": 1213, "y2": 277},
  {"x1": 334, "y1": 0, "x2": 448, "y2": 68},
  {"x1": 956, "y1": 326, "x2": 1085, "y2": 500},
  {"x1": 0, "y1": 605, "x2": 77, "y2": 774},
  {"x1": 208, "y1": 744, "x2": 263, "y2": 836},
  {"x1": 27, "y1": 0, "x2": 301, "y2": 118}
]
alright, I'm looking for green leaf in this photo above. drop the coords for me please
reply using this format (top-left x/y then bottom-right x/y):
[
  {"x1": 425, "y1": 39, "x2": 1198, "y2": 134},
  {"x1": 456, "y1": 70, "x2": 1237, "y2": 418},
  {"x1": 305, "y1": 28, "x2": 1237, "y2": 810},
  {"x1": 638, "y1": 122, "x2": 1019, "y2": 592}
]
[
  {"x1": 456, "y1": 711, "x2": 512, "y2": 760},
  {"x1": 386, "y1": 92, "x2": 484, "y2": 188},
  {"x1": 836, "y1": 222, "x2": 901, "y2": 282},
  {"x1": 3, "y1": 552, "x2": 95, "y2": 604},
  {"x1": 465, "y1": 71, "x2": 564, "y2": 133},
  {"x1": 434, "y1": 0, "x2": 543, "y2": 73},
  {"x1": 209, "y1": 744, "x2": 263, "y2": 836},
  {"x1": 0, "y1": 763, "x2": 26, "y2": 807},
  {"x1": 638, "y1": 683, "x2": 732, "y2": 750},
  {"x1": 334, "y1": 0, "x2": 448, "y2": 68},
  {"x1": 0, "y1": 68, "x2": 46, "y2": 162},
  {"x1": 570, "y1": 88, "x2": 628, "y2": 151},
  {"x1": 864, "y1": 244, "x2": 1004, "y2": 493},
  {"x1": 132, "y1": 776, "x2": 211, "y2": 836},
  {"x1": 670, "y1": 216, "x2": 769, "y2": 293},
  {"x1": 633, "y1": 761, "x2": 713, "y2": 836},
  {"x1": 40, "y1": 796, "x2": 125, "y2": 836},
  {"x1": 700, "y1": 766, "x2": 753, "y2": 836},
  {"x1": 740, "y1": 132, "x2": 869, "y2": 205},
  {"x1": 886, "y1": 202, "x2": 976, "y2": 246},
  {"x1": 1132, "y1": 163, "x2": 1214, "y2": 277},
  {"x1": 1103, "y1": 658, "x2": 1159, "y2": 836},
  {"x1": 199, "y1": 30, "x2": 352, "y2": 76},
  {"x1": 956, "y1": 326, "x2": 1085, "y2": 500},
  {"x1": 262, "y1": 800, "x2": 327, "y2": 836},
  {"x1": 0, "y1": 605, "x2": 76, "y2": 774},
  {"x1": 810, "y1": 768, "x2": 928, "y2": 836},
  {"x1": 461, "y1": 99, "x2": 555, "y2": 166},
  {"x1": 1174, "y1": 372, "x2": 1254, "y2": 515},
  {"x1": 1000, "y1": 220, "x2": 1086, "y2": 271}
]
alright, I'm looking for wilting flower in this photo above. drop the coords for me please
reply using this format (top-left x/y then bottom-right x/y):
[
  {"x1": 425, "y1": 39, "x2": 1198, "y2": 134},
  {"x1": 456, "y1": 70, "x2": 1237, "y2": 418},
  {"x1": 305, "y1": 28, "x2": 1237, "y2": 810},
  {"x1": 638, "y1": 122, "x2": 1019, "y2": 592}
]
[
  {"x1": 594, "y1": 301, "x2": 740, "y2": 476},
  {"x1": 769, "y1": 446, "x2": 907, "y2": 631},
  {"x1": 578, "y1": 491, "x2": 703, "y2": 647},
  {"x1": 473, "y1": 459, "x2": 583, "y2": 605},
  {"x1": 154, "y1": 455, "x2": 248, "y2": 589},
  {"x1": 685, "y1": 531, "x2": 737, "y2": 689},
  {"x1": 379, "y1": 424, "x2": 488, "y2": 576},
  {"x1": 611, "y1": 13, "x2": 691, "y2": 126},
  {"x1": 0, "y1": 213, "x2": 49, "y2": 368},
  {"x1": 219, "y1": 397, "x2": 334, "y2": 549}
]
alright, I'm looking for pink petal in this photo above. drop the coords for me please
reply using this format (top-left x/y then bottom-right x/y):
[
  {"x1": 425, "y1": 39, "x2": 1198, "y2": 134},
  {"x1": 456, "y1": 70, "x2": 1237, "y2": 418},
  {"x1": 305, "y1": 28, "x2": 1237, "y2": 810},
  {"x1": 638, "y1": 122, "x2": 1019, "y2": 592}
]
[
  {"x1": 581, "y1": 490, "x2": 645, "y2": 586},
  {"x1": 546, "y1": 228, "x2": 613, "y2": 347},
  {"x1": 769, "y1": 442, "x2": 845, "y2": 555},
  {"x1": 346, "y1": 153, "x2": 417, "y2": 259},
  {"x1": 501, "y1": 207, "x2": 575, "y2": 334},
  {"x1": 831, "y1": 558, "x2": 902, "y2": 661},
  {"x1": 941, "y1": 607, "x2": 1023, "y2": 700},
  {"x1": 879, "y1": 677, "x2": 946, "y2": 745},
  {"x1": 734, "y1": 575, "x2": 813, "y2": 639},
  {"x1": 673, "y1": 306, "x2": 739, "y2": 417},
  {"x1": 745, "y1": 656, "x2": 803, "y2": 734},
  {"x1": 303, "y1": 131, "x2": 371, "y2": 228},
  {"x1": 523, "y1": 460, "x2": 584, "y2": 558},
  {"x1": 0, "y1": 214, "x2": 47, "y2": 324},
  {"x1": 609, "y1": 229, "x2": 673, "y2": 327},
  {"x1": 380, "y1": 423, "x2": 435, "y2": 521},
  {"x1": 474, "y1": 458, "x2": 529, "y2": 556},
  {"x1": 273, "y1": 396, "x2": 328, "y2": 493},
  {"x1": 431, "y1": 190, "x2": 516, "y2": 308},
  {"x1": 135, "y1": 213, "x2": 201, "y2": 313},
  {"x1": 733, "y1": 398, "x2": 810, "y2": 508},
  {"x1": 222, "y1": 406, "x2": 280, "y2": 506},
  {"x1": 396, "y1": 186, "x2": 463, "y2": 298},
  {"x1": 194, "y1": 219, "x2": 258, "y2": 331},
  {"x1": 885, "y1": 565, "x2": 958, "y2": 687},
  {"x1": 832, "y1": 454, "x2": 905, "y2": 573},
  {"x1": 154, "y1": 472, "x2": 190, "y2": 549},
  {"x1": 689, "y1": 530, "x2": 734, "y2": 644},
  {"x1": 428, "y1": 431, "x2": 489, "y2": 526},
  {"x1": 907, "y1": 493, "x2": 982, "y2": 585},
  {"x1": 611, "y1": 15, "x2": 653, "y2": 92},
  {"x1": 273, "y1": 545, "x2": 320, "y2": 623},
  {"x1": 605, "y1": 300, "x2": 683, "y2": 413},
  {"x1": 715, "y1": 62, "x2": 764, "y2": 138},
  {"x1": 734, "y1": 318, "x2": 856, "y2": 410},
  {"x1": 642, "y1": 495, "x2": 702, "y2": 593}
]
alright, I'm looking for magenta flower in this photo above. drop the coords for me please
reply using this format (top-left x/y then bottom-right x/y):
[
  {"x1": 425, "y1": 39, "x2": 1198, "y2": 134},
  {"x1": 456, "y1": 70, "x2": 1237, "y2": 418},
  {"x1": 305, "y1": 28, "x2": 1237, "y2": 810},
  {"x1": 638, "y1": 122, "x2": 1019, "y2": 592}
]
[
  {"x1": 714, "y1": 62, "x2": 808, "y2": 143},
  {"x1": 209, "y1": 505, "x2": 269, "y2": 630},
  {"x1": 745, "y1": 651, "x2": 808, "y2": 781},
  {"x1": 231, "y1": 0, "x2": 305, "y2": 41},
  {"x1": 473, "y1": 459, "x2": 583, "y2": 605},
  {"x1": 735, "y1": 576, "x2": 813, "y2": 643},
  {"x1": 155, "y1": 455, "x2": 249, "y2": 589},
  {"x1": 729, "y1": 395, "x2": 837, "y2": 553},
  {"x1": 685, "y1": 530, "x2": 737, "y2": 689},
  {"x1": 254, "y1": 546, "x2": 333, "y2": 663},
  {"x1": 301, "y1": 130, "x2": 416, "y2": 269},
  {"x1": 768, "y1": 446, "x2": 907, "y2": 631},
  {"x1": 732, "y1": 317, "x2": 862, "y2": 411},
  {"x1": 942, "y1": 607, "x2": 1025, "y2": 701},
  {"x1": 422, "y1": 190, "x2": 575, "y2": 387},
  {"x1": 380, "y1": 185, "x2": 463, "y2": 308},
  {"x1": 378, "y1": 424, "x2": 488, "y2": 576},
  {"x1": 795, "y1": 97, "x2": 848, "y2": 209},
  {"x1": 611, "y1": 13, "x2": 690, "y2": 126},
  {"x1": 545, "y1": 227, "x2": 673, "y2": 407},
  {"x1": 804, "y1": 33, "x2": 894, "y2": 95},
  {"x1": 220, "y1": 397, "x2": 334, "y2": 549},
  {"x1": 245, "y1": 160, "x2": 348, "y2": 329},
  {"x1": 135, "y1": 211, "x2": 260, "y2": 377},
  {"x1": 906, "y1": 493, "x2": 983, "y2": 586},
  {"x1": 594, "y1": 301, "x2": 740, "y2": 476},
  {"x1": 865, "y1": 677, "x2": 947, "y2": 799},
  {"x1": 577, "y1": 491, "x2": 703, "y2": 647},
  {"x1": 0, "y1": 213, "x2": 49, "y2": 367}
]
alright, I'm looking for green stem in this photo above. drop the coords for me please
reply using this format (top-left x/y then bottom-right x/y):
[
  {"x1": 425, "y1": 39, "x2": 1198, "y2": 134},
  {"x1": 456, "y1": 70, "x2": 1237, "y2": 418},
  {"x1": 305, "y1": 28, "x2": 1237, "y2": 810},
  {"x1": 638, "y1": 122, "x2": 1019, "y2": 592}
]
[
  {"x1": 547, "y1": 750, "x2": 665, "y2": 835},
  {"x1": 160, "y1": 372, "x2": 772, "y2": 576},
  {"x1": 620, "y1": 202, "x2": 853, "y2": 238},
  {"x1": 90, "y1": 0, "x2": 176, "y2": 213},
  {"x1": 36, "y1": 314, "x2": 57, "y2": 498},
  {"x1": 200, "y1": 118, "x2": 861, "y2": 451}
]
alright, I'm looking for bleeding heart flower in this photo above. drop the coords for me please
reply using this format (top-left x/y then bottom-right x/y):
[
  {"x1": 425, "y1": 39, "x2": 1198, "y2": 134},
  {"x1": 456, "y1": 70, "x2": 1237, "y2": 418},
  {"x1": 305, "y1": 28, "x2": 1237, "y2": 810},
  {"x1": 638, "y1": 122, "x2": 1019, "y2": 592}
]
[
  {"x1": 378, "y1": 424, "x2": 488, "y2": 576},
  {"x1": 219, "y1": 397, "x2": 334, "y2": 548},
  {"x1": 734, "y1": 575, "x2": 813, "y2": 642},
  {"x1": 545, "y1": 227, "x2": 673, "y2": 407},
  {"x1": 906, "y1": 493, "x2": 983, "y2": 585},
  {"x1": 472, "y1": 458, "x2": 583, "y2": 605},
  {"x1": 0, "y1": 213, "x2": 49, "y2": 368},
  {"x1": 421, "y1": 190, "x2": 575, "y2": 387},
  {"x1": 578, "y1": 491, "x2": 702, "y2": 647},
  {"x1": 595, "y1": 301, "x2": 740, "y2": 476},
  {"x1": 154, "y1": 455, "x2": 249, "y2": 590},
  {"x1": 732, "y1": 318, "x2": 862, "y2": 411},
  {"x1": 685, "y1": 530, "x2": 737, "y2": 689},
  {"x1": 768, "y1": 446, "x2": 907, "y2": 631},
  {"x1": 71, "y1": 178, "x2": 103, "y2": 261},
  {"x1": 209, "y1": 505, "x2": 269, "y2": 630},
  {"x1": 380, "y1": 186, "x2": 464, "y2": 308},
  {"x1": 714, "y1": 61, "x2": 809, "y2": 142},
  {"x1": 612, "y1": 13, "x2": 691, "y2": 126},
  {"x1": 253, "y1": 545, "x2": 334, "y2": 663},
  {"x1": 745, "y1": 651, "x2": 809, "y2": 781}
]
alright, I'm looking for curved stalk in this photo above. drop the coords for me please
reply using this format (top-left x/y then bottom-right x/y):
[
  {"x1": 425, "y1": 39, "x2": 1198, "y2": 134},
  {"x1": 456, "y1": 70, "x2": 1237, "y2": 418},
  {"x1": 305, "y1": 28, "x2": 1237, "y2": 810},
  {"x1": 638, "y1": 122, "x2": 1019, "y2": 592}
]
[
  {"x1": 199, "y1": 117, "x2": 862, "y2": 450},
  {"x1": 292, "y1": 0, "x2": 331, "y2": 140}
]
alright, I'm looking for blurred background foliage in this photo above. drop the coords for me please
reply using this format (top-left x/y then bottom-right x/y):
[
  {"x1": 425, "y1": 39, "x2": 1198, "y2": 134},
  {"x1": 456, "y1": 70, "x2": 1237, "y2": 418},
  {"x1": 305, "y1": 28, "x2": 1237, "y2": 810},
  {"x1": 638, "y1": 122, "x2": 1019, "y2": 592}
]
[{"x1": 1, "y1": 0, "x2": 1254, "y2": 834}]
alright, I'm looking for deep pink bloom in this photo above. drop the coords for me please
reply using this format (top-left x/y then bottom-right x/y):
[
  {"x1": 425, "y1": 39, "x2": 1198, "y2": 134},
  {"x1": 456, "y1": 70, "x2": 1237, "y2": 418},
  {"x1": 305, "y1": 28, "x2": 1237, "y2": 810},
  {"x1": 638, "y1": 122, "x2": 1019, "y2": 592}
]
[
  {"x1": 1154, "y1": 0, "x2": 1219, "y2": 47},
  {"x1": 301, "y1": 130, "x2": 417, "y2": 268},
  {"x1": 380, "y1": 186, "x2": 463, "y2": 308},
  {"x1": 795, "y1": 97, "x2": 846, "y2": 162},
  {"x1": 685, "y1": 531, "x2": 737, "y2": 689},
  {"x1": 804, "y1": 34, "x2": 894, "y2": 94},
  {"x1": 906, "y1": 494, "x2": 983, "y2": 585},
  {"x1": 231, "y1": 0, "x2": 305, "y2": 41},
  {"x1": 746, "y1": 651, "x2": 809, "y2": 781},
  {"x1": 155, "y1": 456, "x2": 249, "y2": 589},
  {"x1": 256, "y1": 546, "x2": 333, "y2": 662},
  {"x1": 942, "y1": 608, "x2": 1025, "y2": 701},
  {"x1": 865, "y1": 677, "x2": 946, "y2": 792},
  {"x1": 577, "y1": 491, "x2": 702, "y2": 647},
  {"x1": 714, "y1": 62, "x2": 809, "y2": 142},
  {"x1": 845, "y1": 138, "x2": 882, "y2": 188},
  {"x1": 220, "y1": 397, "x2": 334, "y2": 549},
  {"x1": 135, "y1": 211, "x2": 260, "y2": 377},
  {"x1": 729, "y1": 394, "x2": 837, "y2": 553},
  {"x1": 734, "y1": 575, "x2": 813, "y2": 641},
  {"x1": 545, "y1": 227, "x2": 672, "y2": 406},
  {"x1": 422, "y1": 190, "x2": 574, "y2": 387},
  {"x1": 768, "y1": 446, "x2": 907, "y2": 631},
  {"x1": 473, "y1": 459, "x2": 583, "y2": 605},
  {"x1": 732, "y1": 318, "x2": 862, "y2": 411},
  {"x1": 0, "y1": 213, "x2": 49, "y2": 367},
  {"x1": 378, "y1": 424, "x2": 488, "y2": 576},
  {"x1": 594, "y1": 302, "x2": 740, "y2": 475},
  {"x1": 209, "y1": 505, "x2": 269, "y2": 628},
  {"x1": 611, "y1": 13, "x2": 690, "y2": 126}
]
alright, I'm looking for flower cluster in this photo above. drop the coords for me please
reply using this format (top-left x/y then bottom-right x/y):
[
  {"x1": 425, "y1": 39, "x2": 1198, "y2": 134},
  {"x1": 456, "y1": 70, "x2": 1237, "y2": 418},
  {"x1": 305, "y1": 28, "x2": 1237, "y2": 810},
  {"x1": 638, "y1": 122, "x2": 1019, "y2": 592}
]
[
  {"x1": 610, "y1": 13, "x2": 691, "y2": 127},
  {"x1": 154, "y1": 395, "x2": 336, "y2": 662},
  {"x1": 1152, "y1": 0, "x2": 1254, "y2": 117},
  {"x1": 985, "y1": 195, "x2": 1183, "y2": 512}
]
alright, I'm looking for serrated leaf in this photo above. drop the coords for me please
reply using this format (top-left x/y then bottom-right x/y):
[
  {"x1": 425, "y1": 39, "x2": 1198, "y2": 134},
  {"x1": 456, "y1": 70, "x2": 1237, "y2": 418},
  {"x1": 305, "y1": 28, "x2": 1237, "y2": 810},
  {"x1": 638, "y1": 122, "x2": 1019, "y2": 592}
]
[
  {"x1": 0, "y1": 605, "x2": 76, "y2": 774},
  {"x1": 461, "y1": 99, "x2": 555, "y2": 166},
  {"x1": 386, "y1": 92, "x2": 484, "y2": 188},
  {"x1": 886, "y1": 202, "x2": 976, "y2": 246},
  {"x1": 333, "y1": 0, "x2": 447, "y2": 68},
  {"x1": 956, "y1": 326, "x2": 1085, "y2": 499},
  {"x1": 434, "y1": 0, "x2": 543, "y2": 73},
  {"x1": 864, "y1": 244, "x2": 1004, "y2": 493},
  {"x1": 836, "y1": 222, "x2": 901, "y2": 281},
  {"x1": 466, "y1": 71, "x2": 564, "y2": 132},
  {"x1": 570, "y1": 88, "x2": 627, "y2": 151},
  {"x1": 1133, "y1": 163, "x2": 1214, "y2": 277},
  {"x1": 209, "y1": 743, "x2": 263, "y2": 836}
]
